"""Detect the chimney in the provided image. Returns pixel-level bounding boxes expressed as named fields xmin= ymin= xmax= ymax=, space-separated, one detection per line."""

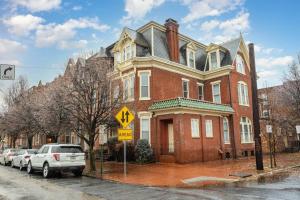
xmin=165 ymin=18 xmax=179 ymax=63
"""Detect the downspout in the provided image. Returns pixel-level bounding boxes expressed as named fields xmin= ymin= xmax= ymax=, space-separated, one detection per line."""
xmin=228 ymin=72 xmax=237 ymax=158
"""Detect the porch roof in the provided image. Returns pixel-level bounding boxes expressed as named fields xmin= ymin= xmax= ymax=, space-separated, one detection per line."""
xmin=148 ymin=97 xmax=234 ymax=113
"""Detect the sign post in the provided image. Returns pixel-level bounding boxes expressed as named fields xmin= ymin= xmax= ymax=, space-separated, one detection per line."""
xmin=99 ymin=131 xmax=107 ymax=179
xmin=266 ymin=125 xmax=273 ymax=168
xmin=115 ymin=106 xmax=134 ymax=176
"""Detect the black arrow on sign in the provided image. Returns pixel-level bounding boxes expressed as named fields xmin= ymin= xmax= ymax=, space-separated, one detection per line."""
xmin=121 ymin=111 xmax=125 ymax=123
xmin=125 ymin=111 xmax=129 ymax=123
xmin=4 ymin=67 xmax=12 ymax=75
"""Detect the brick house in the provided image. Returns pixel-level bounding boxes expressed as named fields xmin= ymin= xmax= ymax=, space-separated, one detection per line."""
xmin=258 ymin=84 xmax=300 ymax=153
xmin=102 ymin=19 xmax=255 ymax=163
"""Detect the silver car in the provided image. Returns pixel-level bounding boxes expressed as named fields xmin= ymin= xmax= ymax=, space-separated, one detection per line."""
xmin=0 ymin=149 xmax=16 ymax=166
xmin=11 ymin=149 xmax=37 ymax=170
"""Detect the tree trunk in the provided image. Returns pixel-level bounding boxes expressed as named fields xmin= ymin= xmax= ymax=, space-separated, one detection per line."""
xmin=89 ymin=144 xmax=96 ymax=172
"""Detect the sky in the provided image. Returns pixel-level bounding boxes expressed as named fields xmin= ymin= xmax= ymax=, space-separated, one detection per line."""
xmin=0 ymin=0 xmax=300 ymax=105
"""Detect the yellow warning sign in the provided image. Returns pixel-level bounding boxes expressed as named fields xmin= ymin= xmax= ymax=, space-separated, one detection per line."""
xmin=118 ymin=128 xmax=133 ymax=141
xmin=115 ymin=106 xmax=134 ymax=128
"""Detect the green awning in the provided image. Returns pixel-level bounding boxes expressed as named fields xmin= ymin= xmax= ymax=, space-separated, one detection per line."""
xmin=149 ymin=97 xmax=234 ymax=113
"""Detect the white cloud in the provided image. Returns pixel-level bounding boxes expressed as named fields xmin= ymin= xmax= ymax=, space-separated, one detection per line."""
xmin=200 ymin=20 xmax=220 ymax=32
xmin=3 ymin=14 xmax=44 ymax=36
xmin=72 ymin=5 xmax=82 ymax=11
xmin=0 ymin=39 xmax=26 ymax=65
xmin=35 ymin=18 xmax=110 ymax=48
xmin=256 ymin=56 xmax=294 ymax=69
xmin=59 ymin=40 xmax=88 ymax=49
xmin=10 ymin=0 xmax=61 ymax=12
xmin=181 ymin=0 xmax=244 ymax=23
xmin=121 ymin=0 xmax=165 ymax=25
xmin=257 ymin=70 xmax=278 ymax=79
xmin=199 ymin=11 xmax=250 ymax=43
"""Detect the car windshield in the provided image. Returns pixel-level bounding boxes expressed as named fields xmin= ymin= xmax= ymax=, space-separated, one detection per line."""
xmin=51 ymin=146 xmax=83 ymax=153
xmin=27 ymin=149 xmax=37 ymax=154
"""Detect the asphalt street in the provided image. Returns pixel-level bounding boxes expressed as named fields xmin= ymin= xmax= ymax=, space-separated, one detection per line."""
xmin=0 ymin=165 xmax=300 ymax=200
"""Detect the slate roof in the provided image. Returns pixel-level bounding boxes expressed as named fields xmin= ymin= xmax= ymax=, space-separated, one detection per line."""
xmin=220 ymin=37 xmax=241 ymax=66
xmin=149 ymin=97 xmax=234 ymax=113
xmin=123 ymin=27 xmax=149 ymax=48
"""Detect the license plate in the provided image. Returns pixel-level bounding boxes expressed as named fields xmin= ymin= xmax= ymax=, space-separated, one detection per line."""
xmin=70 ymin=156 xmax=76 ymax=160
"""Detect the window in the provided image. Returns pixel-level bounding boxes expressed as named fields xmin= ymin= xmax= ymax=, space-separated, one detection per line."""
xmin=197 ymin=83 xmax=204 ymax=100
xmin=240 ymin=117 xmax=253 ymax=143
xmin=238 ymin=82 xmax=249 ymax=106
xmin=123 ymin=78 xmax=129 ymax=100
xmin=65 ymin=133 xmax=71 ymax=144
xmin=140 ymin=118 xmax=150 ymax=142
xmin=182 ymin=79 xmax=189 ymax=98
xmin=188 ymin=51 xmax=195 ymax=68
xmin=113 ymin=85 xmax=120 ymax=101
xmin=191 ymin=119 xmax=200 ymax=138
xmin=114 ymin=52 xmax=121 ymax=65
xmin=210 ymin=51 xmax=218 ymax=69
xmin=236 ymin=54 xmax=245 ymax=74
xmin=212 ymin=82 xmax=221 ymax=103
xmin=126 ymin=45 xmax=131 ymax=60
xmin=139 ymin=71 xmax=150 ymax=100
xmin=42 ymin=146 xmax=49 ymax=154
xmin=205 ymin=120 xmax=213 ymax=137
xmin=123 ymin=74 xmax=135 ymax=101
xmin=223 ymin=117 xmax=230 ymax=144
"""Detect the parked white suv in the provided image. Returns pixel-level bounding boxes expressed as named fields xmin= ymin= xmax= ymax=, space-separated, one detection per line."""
xmin=27 ymin=144 xmax=85 ymax=178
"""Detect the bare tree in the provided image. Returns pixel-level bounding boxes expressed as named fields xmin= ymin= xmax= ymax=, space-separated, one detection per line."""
xmin=40 ymin=84 xmax=71 ymax=142
xmin=64 ymin=56 xmax=121 ymax=172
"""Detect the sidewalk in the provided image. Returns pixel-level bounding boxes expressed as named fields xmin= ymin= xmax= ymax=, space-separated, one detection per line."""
xmin=85 ymin=152 xmax=300 ymax=188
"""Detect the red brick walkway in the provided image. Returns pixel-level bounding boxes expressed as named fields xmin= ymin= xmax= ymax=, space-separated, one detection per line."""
xmin=86 ymin=153 xmax=300 ymax=188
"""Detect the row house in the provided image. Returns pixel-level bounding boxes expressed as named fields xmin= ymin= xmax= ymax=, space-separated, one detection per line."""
xmin=258 ymin=84 xmax=300 ymax=153
xmin=102 ymin=19 xmax=255 ymax=163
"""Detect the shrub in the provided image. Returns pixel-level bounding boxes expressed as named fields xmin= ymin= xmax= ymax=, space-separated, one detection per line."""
xmin=134 ymin=139 xmax=154 ymax=164
xmin=116 ymin=142 xmax=135 ymax=162
xmin=107 ymin=137 xmax=118 ymax=161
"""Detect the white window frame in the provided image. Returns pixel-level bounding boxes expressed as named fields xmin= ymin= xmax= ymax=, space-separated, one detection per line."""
xmin=182 ymin=78 xmax=189 ymax=98
xmin=205 ymin=119 xmax=213 ymax=138
xmin=209 ymin=50 xmax=220 ymax=70
xmin=240 ymin=117 xmax=253 ymax=143
xmin=191 ymin=118 xmax=200 ymax=138
xmin=187 ymin=49 xmax=196 ymax=68
xmin=236 ymin=54 xmax=245 ymax=74
xmin=238 ymin=81 xmax=249 ymax=106
xmin=138 ymin=70 xmax=151 ymax=100
xmin=197 ymin=83 xmax=204 ymax=100
xmin=122 ymin=73 xmax=135 ymax=102
xmin=223 ymin=117 xmax=230 ymax=144
xmin=211 ymin=81 xmax=221 ymax=103
xmin=138 ymin=112 xmax=152 ymax=144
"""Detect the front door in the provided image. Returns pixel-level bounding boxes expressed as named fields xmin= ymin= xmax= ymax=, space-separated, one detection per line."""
xmin=168 ymin=123 xmax=174 ymax=153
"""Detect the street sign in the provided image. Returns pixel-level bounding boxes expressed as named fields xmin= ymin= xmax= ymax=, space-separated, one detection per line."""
xmin=0 ymin=64 xmax=15 ymax=80
xmin=115 ymin=106 xmax=134 ymax=128
xmin=118 ymin=128 xmax=133 ymax=141
xmin=266 ymin=125 xmax=272 ymax=133
xmin=296 ymin=125 xmax=300 ymax=134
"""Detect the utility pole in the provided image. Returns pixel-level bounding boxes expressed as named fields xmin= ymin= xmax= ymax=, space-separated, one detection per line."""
xmin=249 ymin=43 xmax=264 ymax=171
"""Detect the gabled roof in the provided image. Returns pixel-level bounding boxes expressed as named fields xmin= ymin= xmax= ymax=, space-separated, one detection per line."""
xmin=149 ymin=97 xmax=234 ymax=113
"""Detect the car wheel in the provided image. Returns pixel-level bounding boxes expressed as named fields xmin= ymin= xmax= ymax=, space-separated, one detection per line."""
xmin=19 ymin=161 xmax=23 ymax=171
xmin=11 ymin=160 xmax=14 ymax=168
xmin=27 ymin=161 xmax=34 ymax=174
xmin=42 ymin=163 xmax=52 ymax=178
xmin=4 ymin=159 xmax=7 ymax=166
xmin=73 ymin=170 xmax=83 ymax=177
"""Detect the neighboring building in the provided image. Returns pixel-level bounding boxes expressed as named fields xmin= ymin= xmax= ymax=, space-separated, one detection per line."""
xmin=106 ymin=18 xmax=255 ymax=163
xmin=258 ymin=84 xmax=300 ymax=153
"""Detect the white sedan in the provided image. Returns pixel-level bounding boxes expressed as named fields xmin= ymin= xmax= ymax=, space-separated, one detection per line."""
xmin=0 ymin=149 xmax=16 ymax=166
xmin=11 ymin=149 xmax=37 ymax=170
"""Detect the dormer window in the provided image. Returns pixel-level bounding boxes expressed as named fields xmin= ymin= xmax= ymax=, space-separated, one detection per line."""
xmin=187 ymin=50 xmax=195 ymax=68
xmin=210 ymin=51 xmax=218 ymax=69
